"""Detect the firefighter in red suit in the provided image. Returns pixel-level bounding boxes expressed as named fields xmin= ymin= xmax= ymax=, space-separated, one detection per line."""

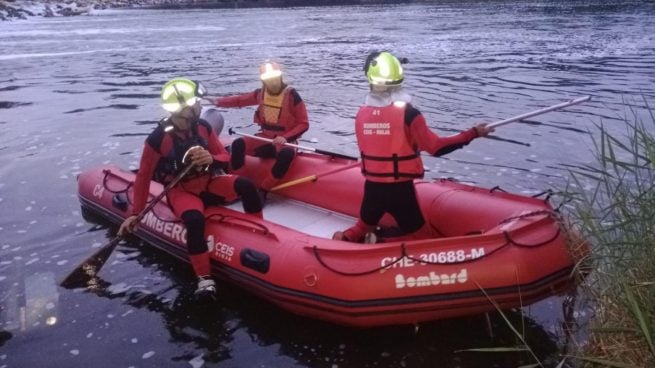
xmin=333 ymin=52 xmax=494 ymax=243
xmin=119 ymin=78 xmax=263 ymax=299
xmin=211 ymin=61 xmax=309 ymax=197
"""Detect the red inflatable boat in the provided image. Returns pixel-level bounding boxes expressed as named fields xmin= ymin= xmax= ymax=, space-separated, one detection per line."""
xmin=77 ymin=152 xmax=589 ymax=328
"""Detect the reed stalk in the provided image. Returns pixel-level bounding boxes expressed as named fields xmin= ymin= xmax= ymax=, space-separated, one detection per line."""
xmin=562 ymin=96 xmax=655 ymax=368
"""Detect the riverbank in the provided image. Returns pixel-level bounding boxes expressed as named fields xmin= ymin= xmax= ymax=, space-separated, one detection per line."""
xmin=564 ymin=98 xmax=655 ymax=367
xmin=0 ymin=0 xmax=116 ymax=20
xmin=0 ymin=0 xmax=407 ymax=20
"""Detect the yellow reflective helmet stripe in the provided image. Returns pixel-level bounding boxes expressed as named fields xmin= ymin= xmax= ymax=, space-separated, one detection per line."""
xmin=161 ymin=78 xmax=198 ymax=113
xmin=366 ymin=52 xmax=404 ymax=86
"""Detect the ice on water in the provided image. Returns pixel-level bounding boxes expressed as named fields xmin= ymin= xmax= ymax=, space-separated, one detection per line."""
xmin=189 ymin=354 xmax=205 ymax=368
xmin=142 ymin=351 xmax=155 ymax=359
xmin=107 ymin=282 xmax=131 ymax=294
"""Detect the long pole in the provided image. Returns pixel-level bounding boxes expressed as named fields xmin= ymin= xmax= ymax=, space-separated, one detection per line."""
xmin=228 ymin=128 xmax=359 ymax=161
xmin=488 ymin=96 xmax=591 ymax=129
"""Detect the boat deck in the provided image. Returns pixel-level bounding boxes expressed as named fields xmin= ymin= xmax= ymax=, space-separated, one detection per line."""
xmin=224 ymin=194 xmax=357 ymax=239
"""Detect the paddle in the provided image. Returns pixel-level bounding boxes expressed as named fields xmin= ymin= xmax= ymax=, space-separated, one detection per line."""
xmin=228 ymin=128 xmax=359 ymax=161
xmin=60 ymin=163 xmax=196 ymax=289
xmin=270 ymin=161 xmax=362 ymax=191
xmin=487 ymin=96 xmax=591 ymax=129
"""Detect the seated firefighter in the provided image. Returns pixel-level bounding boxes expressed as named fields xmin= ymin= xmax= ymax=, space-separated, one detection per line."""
xmin=210 ymin=61 xmax=309 ymax=198
xmin=119 ymin=78 xmax=263 ymax=299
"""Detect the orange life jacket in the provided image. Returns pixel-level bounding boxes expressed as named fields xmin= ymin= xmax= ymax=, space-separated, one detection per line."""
xmin=356 ymin=103 xmax=424 ymax=183
xmin=255 ymin=87 xmax=296 ymax=137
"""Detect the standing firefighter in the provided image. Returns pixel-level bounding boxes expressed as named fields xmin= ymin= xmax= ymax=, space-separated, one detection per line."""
xmin=333 ymin=52 xmax=494 ymax=243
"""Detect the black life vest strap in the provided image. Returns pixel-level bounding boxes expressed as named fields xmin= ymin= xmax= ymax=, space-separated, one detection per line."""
xmin=260 ymin=123 xmax=286 ymax=132
xmin=362 ymin=172 xmax=423 ymax=179
xmin=360 ymin=151 xmax=421 ymax=179
xmin=156 ymin=120 xmax=208 ymax=184
xmin=360 ymin=152 xmax=419 ymax=161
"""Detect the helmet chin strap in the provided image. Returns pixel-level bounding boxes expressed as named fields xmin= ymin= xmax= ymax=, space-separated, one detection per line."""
xmin=168 ymin=104 xmax=201 ymax=131
xmin=190 ymin=102 xmax=202 ymax=119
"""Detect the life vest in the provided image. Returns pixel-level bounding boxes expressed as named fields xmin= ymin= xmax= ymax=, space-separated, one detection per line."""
xmin=154 ymin=119 xmax=209 ymax=184
xmin=255 ymin=87 xmax=294 ymax=137
xmin=356 ymin=102 xmax=424 ymax=183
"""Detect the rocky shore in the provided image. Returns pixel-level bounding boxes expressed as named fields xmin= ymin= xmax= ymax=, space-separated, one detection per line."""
xmin=0 ymin=0 xmax=406 ymax=20
xmin=0 ymin=0 xmax=124 ymax=20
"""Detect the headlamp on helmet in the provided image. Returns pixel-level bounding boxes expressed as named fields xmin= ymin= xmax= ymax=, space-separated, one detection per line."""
xmin=259 ymin=61 xmax=283 ymax=81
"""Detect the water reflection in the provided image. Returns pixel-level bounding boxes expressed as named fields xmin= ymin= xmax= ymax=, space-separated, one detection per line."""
xmin=0 ymin=272 xmax=59 ymax=334
xmin=91 ymin=275 xmax=233 ymax=364
xmin=222 ymin=292 xmax=562 ymax=367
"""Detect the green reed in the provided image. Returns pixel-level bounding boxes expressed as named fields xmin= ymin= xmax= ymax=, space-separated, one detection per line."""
xmin=562 ymin=97 xmax=655 ymax=368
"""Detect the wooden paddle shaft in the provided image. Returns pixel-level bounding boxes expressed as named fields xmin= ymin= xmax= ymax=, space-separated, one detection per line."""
xmin=271 ymin=161 xmax=362 ymax=191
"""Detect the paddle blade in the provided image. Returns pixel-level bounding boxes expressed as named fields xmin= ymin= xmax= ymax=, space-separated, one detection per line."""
xmin=59 ymin=237 xmax=122 ymax=289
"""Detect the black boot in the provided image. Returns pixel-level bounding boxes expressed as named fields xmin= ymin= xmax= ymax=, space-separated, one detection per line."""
xmin=194 ymin=276 xmax=217 ymax=302
xmin=258 ymin=189 xmax=269 ymax=208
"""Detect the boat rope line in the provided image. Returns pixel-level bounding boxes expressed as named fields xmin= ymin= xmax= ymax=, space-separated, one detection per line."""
xmin=102 ymin=169 xmax=133 ymax=194
xmin=489 ymin=185 xmax=508 ymax=193
xmin=101 ymin=169 xmax=564 ymax=274
xmin=312 ymin=245 xmax=407 ymax=276
xmin=497 ymin=209 xmax=560 ymax=225
xmin=217 ymin=260 xmax=575 ymax=313
xmin=101 ymin=169 xmax=183 ymax=223
xmin=490 ymin=186 xmax=555 ymax=203
xmin=530 ymin=189 xmax=554 ymax=202
xmin=101 ymin=170 xmax=274 ymax=228
xmin=80 ymin=195 xmax=577 ymax=317
xmin=312 ymin=210 xmax=562 ymax=277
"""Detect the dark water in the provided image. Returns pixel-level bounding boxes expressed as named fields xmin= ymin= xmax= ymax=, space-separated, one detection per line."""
xmin=1 ymin=1 xmax=654 ymax=367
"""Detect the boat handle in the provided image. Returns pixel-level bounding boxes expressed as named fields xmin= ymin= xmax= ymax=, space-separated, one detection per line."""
xmin=206 ymin=214 xmax=277 ymax=239
xmin=102 ymin=169 xmax=133 ymax=194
